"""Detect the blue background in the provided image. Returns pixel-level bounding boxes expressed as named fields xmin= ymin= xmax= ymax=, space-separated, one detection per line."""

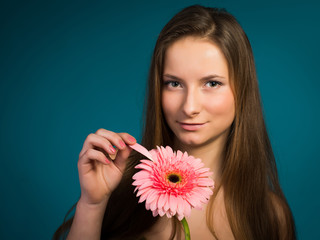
xmin=1 ymin=0 xmax=319 ymax=239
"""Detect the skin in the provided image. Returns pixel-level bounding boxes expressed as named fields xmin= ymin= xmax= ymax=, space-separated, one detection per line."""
xmin=146 ymin=36 xmax=236 ymax=239
xmin=162 ymin=36 xmax=235 ymax=179
xmin=67 ymin=36 xmax=235 ymax=239
xmin=67 ymin=129 xmax=136 ymax=240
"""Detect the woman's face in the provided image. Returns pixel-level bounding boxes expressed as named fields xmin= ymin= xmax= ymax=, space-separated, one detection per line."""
xmin=162 ymin=36 xmax=235 ymax=147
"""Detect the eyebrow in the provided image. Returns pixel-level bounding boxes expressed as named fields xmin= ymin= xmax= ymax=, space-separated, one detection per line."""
xmin=163 ymin=74 xmax=225 ymax=81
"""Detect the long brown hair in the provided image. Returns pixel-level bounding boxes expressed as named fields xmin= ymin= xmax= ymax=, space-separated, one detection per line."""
xmin=53 ymin=5 xmax=296 ymax=240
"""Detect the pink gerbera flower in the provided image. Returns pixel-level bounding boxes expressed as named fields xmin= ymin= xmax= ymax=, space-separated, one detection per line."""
xmin=130 ymin=143 xmax=214 ymax=221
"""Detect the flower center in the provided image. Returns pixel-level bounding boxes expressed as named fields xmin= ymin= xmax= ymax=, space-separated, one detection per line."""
xmin=167 ymin=173 xmax=181 ymax=183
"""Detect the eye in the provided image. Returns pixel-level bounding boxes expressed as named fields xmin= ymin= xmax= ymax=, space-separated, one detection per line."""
xmin=205 ymin=81 xmax=221 ymax=88
xmin=163 ymin=81 xmax=181 ymax=88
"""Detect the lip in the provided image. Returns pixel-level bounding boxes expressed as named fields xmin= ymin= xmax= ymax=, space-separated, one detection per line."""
xmin=178 ymin=122 xmax=207 ymax=131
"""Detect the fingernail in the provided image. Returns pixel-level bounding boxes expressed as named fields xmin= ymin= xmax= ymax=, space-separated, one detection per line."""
xmin=128 ymin=136 xmax=136 ymax=143
xmin=109 ymin=146 xmax=116 ymax=153
xmin=105 ymin=158 xmax=110 ymax=164
xmin=120 ymin=140 xmax=126 ymax=148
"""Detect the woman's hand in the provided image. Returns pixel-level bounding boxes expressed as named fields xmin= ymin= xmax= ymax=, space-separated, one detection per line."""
xmin=77 ymin=128 xmax=136 ymax=206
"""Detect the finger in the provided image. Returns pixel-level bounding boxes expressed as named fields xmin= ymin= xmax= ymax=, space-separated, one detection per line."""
xmin=96 ymin=131 xmax=136 ymax=172
xmin=78 ymin=148 xmax=110 ymax=168
xmin=95 ymin=129 xmax=128 ymax=151
xmin=79 ymin=133 xmax=117 ymax=159
xmin=118 ymin=132 xmax=137 ymax=145
xmin=113 ymin=145 xmax=132 ymax=173
xmin=93 ymin=146 xmax=116 ymax=161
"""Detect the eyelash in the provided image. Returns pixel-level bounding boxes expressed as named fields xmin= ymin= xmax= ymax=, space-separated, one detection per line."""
xmin=163 ymin=80 xmax=222 ymax=88
xmin=205 ymin=81 xmax=222 ymax=88
xmin=163 ymin=81 xmax=181 ymax=88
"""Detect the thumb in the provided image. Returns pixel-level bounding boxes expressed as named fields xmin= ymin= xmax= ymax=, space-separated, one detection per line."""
xmin=113 ymin=146 xmax=132 ymax=173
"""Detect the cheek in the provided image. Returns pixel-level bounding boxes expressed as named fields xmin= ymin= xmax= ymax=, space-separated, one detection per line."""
xmin=162 ymin=92 xmax=178 ymax=120
xmin=207 ymin=91 xmax=235 ymax=119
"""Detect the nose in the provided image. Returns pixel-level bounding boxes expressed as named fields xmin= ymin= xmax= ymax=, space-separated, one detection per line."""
xmin=182 ymin=88 xmax=201 ymax=117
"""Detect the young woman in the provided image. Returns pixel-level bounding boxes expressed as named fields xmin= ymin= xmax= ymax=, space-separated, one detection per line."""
xmin=53 ymin=5 xmax=296 ymax=240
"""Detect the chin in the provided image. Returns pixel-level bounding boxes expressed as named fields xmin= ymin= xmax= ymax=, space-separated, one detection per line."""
xmin=176 ymin=134 xmax=205 ymax=147
xmin=174 ymin=130 xmax=228 ymax=149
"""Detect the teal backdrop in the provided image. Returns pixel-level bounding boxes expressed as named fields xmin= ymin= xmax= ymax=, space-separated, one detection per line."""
xmin=1 ymin=0 xmax=319 ymax=239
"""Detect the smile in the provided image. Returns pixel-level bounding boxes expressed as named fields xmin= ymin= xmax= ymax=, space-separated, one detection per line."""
xmin=178 ymin=122 xmax=207 ymax=131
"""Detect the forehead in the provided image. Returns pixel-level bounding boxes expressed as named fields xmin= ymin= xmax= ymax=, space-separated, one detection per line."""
xmin=163 ymin=37 xmax=229 ymax=79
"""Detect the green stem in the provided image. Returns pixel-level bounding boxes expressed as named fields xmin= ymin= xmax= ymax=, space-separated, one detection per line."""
xmin=181 ymin=217 xmax=191 ymax=240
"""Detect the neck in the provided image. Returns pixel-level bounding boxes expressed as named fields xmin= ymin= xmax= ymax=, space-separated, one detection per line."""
xmin=173 ymin=135 xmax=227 ymax=184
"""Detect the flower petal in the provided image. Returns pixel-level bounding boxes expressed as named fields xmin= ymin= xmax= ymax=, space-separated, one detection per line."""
xmin=136 ymin=181 xmax=153 ymax=191
xmin=146 ymin=190 xmax=159 ymax=205
xmin=177 ymin=213 xmax=184 ymax=221
xmin=197 ymin=178 xmax=215 ymax=186
xmin=150 ymin=196 xmax=158 ymax=211
xmin=152 ymin=210 xmax=159 ymax=217
xmin=135 ymin=163 xmax=153 ymax=172
xmin=176 ymin=150 xmax=183 ymax=161
xmin=132 ymin=170 xmax=151 ymax=180
xmin=184 ymin=203 xmax=192 ymax=217
xmin=176 ymin=196 xmax=185 ymax=217
xmin=169 ymin=194 xmax=178 ymax=215
xmin=157 ymin=193 xmax=167 ymax=210
xmin=164 ymin=193 xmax=170 ymax=211
xmin=132 ymin=144 xmax=215 ymax=221
xmin=158 ymin=208 xmax=165 ymax=217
